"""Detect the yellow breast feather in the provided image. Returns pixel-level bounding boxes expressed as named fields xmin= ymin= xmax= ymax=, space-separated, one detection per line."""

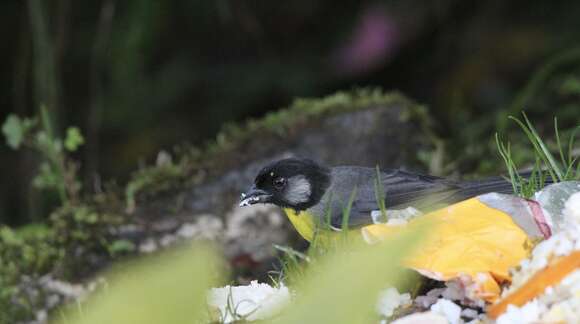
xmin=283 ymin=208 xmax=318 ymax=242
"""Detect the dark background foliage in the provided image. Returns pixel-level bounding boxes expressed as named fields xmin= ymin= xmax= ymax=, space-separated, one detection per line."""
xmin=1 ymin=0 xmax=580 ymax=225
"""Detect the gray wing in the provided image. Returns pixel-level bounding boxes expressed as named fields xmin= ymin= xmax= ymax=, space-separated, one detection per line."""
xmin=312 ymin=166 xmax=461 ymax=228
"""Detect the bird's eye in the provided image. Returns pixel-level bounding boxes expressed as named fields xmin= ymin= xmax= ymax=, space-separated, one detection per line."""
xmin=273 ymin=177 xmax=286 ymax=190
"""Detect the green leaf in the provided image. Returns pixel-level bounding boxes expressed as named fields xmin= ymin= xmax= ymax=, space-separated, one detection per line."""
xmin=65 ymin=127 xmax=85 ymax=151
xmin=2 ymin=115 xmax=23 ymax=149
xmin=73 ymin=208 xmax=99 ymax=224
xmin=271 ymin=224 xmax=425 ymax=324
xmin=32 ymin=162 xmax=60 ymax=189
xmin=108 ymin=240 xmax=136 ymax=255
xmin=35 ymin=131 xmax=59 ymax=156
xmin=560 ymin=76 xmax=580 ymax=95
xmin=2 ymin=115 xmax=36 ymax=149
xmin=15 ymin=223 xmax=52 ymax=240
xmin=55 ymin=245 xmax=222 ymax=324
xmin=0 ymin=227 xmax=23 ymax=245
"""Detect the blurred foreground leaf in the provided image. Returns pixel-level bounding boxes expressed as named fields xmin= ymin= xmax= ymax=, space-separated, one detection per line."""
xmin=57 ymin=245 xmax=223 ymax=324
xmin=270 ymin=225 xmax=425 ymax=324
xmin=55 ymin=220 xmax=424 ymax=324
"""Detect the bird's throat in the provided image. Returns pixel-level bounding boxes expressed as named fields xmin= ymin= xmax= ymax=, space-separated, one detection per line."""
xmin=283 ymin=208 xmax=317 ymax=242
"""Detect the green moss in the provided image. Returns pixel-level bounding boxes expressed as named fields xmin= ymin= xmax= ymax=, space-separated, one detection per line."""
xmin=126 ymin=88 xmax=430 ymax=208
xmin=0 ymin=225 xmax=63 ymax=322
xmin=208 ymin=88 xmax=427 ymax=153
xmin=0 ymin=203 xmax=128 ymax=322
xmin=50 ymin=204 xmax=127 ymax=275
xmin=126 ymin=163 xmax=187 ymax=213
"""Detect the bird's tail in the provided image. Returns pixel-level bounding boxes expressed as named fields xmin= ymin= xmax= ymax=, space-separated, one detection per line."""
xmin=453 ymin=172 xmax=554 ymax=201
xmin=456 ymin=176 xmax=515 ymax=197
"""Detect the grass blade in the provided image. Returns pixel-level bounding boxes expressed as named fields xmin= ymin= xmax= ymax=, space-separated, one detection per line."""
xmin=374 ymin=165 xmax=388 ymax=222
xmin=341 ymin=186 xmax=357 ymax=240
xmin=509 ymin=115 xmax=559 ymax=182
xmin=521 ymin=112 xmax=564 ymax=180
xmin=567 ymin=126 xmax=579 ymax=166
xmin=554 ymin=117 xmax=567 ymax=168
xmin=495 ymin=133 xmax=520 ymax=195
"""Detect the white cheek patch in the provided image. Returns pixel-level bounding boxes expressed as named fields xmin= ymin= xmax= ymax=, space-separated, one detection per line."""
xmin=285 ymin=175 xmax=312 ymax=205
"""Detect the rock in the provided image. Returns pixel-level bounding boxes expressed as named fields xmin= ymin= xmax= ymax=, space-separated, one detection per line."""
xmin=535 ymin=181 xmax=580 ymax=232
xmin=121 ymin=91 xmax=435 ymax=272
xmin=391 ymin=312 xmax=449 ymax=324
xmin=430 ymin=299 xmax=461 ymax=324
xmin=131 ymin=90 xmax=435 ymax=220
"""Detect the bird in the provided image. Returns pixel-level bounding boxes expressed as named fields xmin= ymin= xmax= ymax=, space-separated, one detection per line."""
xmin=239 ymin=157 xmax=519 ymax=242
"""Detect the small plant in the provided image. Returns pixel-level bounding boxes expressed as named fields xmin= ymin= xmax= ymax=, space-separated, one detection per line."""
xmin=2 ymin=106 xmax=85 ymax=205
xmin=270 ymin=244 xmax=311 ymax=287
xmin=496 ymin=112 xmax=579 ymax=197
xmin=0 ymin=108 xmax=132 ymax=323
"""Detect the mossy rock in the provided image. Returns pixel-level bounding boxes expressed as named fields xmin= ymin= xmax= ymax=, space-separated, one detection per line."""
xmin=128 ymin=88 xmax=439 ymax=219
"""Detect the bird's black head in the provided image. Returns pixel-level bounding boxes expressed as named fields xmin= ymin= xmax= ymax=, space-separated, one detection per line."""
xmin=240 ymin=158 xmax=331 ymax=211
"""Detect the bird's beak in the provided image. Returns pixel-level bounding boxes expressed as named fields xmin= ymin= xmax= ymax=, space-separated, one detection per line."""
xmin=239 ymin=186 xmax=272 ymax=207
